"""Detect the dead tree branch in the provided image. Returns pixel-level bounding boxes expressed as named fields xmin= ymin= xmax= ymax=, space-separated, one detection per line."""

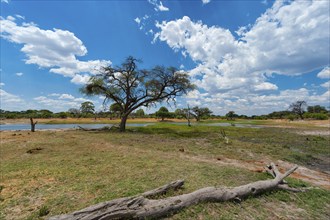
xmin=49 ymin=163 xmax=303 ymax=220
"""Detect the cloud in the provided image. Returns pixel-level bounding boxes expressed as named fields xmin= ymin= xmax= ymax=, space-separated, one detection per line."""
xmin=58 ymin=94 xmax=75 ymax=100
xmin=261 ymin=0 xmax=268 ymax=5
xmin=0 ymin=16 xmax=111 ymax=84
xmin=48 ymin=93 xmax=60 ymax=97
xmin=317 ymin=67 xmax=330 ymax=79
xmin=321 ymin=81 xmax=330 ymax=89
xmin=154 ymin=0 xmax=329 ymax=114
xmin=1 ymin=0 xmax=9 ymax=4
xmin=34 ymin=94 xmax=92 ymax=111
xmin=0 ymin=82 xmax=5 ymax=86
xmin=15 ymin=14 xmax=25 ymax=20
xmin=183 ymin=87 xmax=329 ymax=116
xmin=134 ymin=14 xmax=150 ymax=31
xmin=254 ymin=82 xmax=278 ymax=91
xmin=134 ymin=17 xmax=141 ymax=25
xmin=70 ymin=74 xmax=91 ymax=85
xmin=148 ymin=0 xmax=169 ymax=12
xmin=0 ymin=89 xmax=26 ymax=110
xmin=16 ymin=72 xmax=23 ymax=76
xmin=202 ymin=0 xmax=211 ymax=5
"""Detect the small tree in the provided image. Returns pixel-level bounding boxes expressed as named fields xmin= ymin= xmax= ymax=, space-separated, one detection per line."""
xmin=155 ymin=107 xmax=171 ymax=121
xmin=68 ymin=108 xmax=81 ymax=118
xmin=110 ymin=103 xmax=122 ymax=119
xmin=80 ymin=101 xmax=95 ymax=117
xmin=81 ymin=56 xmax=195 ymax=132
xmin=289 ymin=101 xmax=307 ymax=120
xmin=135 ymin=109 xmax=145 ymax=118
xmin=226 ymin=111 xmax=236 ymax=120
xmin=191 ymin=106 xmax=212 ymax=121
xmin=175 ymin=107 xmax=193 ymax=126
xmin=307 ymin=105 xmax=327 ymax=114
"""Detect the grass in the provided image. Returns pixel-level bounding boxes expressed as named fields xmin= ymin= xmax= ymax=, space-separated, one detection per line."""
xmin=0 ymin=122 xmax=329 ymax=219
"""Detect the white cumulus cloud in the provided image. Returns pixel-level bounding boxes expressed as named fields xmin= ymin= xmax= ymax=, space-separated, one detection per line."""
xmin=0 ymin=16 xmax=111 ymax=84
xmin=34 ymin=94 xmax=92 ymax=111
xmin=0 ymin=89 xmax=27 ymax=110
xmin=16 ymin=72 xmax=23 ymax=76
xmin=154 ymin=0 xmax=329 ymax=114
xmin=317 ymin=67 xmax=330 ymax=79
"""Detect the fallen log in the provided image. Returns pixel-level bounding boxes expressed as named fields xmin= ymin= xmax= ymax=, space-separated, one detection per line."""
xmin=77 ymin=125 xmax=118 ymax=131
xmin=49 ymin=163 xmax=304 ymax=220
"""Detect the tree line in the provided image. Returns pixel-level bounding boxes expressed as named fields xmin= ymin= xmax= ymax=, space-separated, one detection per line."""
xmin=1 ymin=101 xmax=328 ymax=121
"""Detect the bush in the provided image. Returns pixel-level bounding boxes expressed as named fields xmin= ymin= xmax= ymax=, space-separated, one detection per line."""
xmin=286 ymin=114 xmax=297 ymax=121
xmin=304 ymin=113 xmax=328 ymax=120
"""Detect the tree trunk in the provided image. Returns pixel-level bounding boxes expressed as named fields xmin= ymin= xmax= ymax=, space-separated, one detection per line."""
xmin=49 ymin=163 xmax=304 ymax=220
xmin=119 ymin=115 xmax=128 ymax=132
xmin=30 ymin=118 xmax=37 ymax=132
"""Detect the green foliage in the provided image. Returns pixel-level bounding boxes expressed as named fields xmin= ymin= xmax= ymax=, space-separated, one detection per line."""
xmin=155 ymin=107 xmax=172 ymax=121
xmin=38 ymin=205 xmax=50 ymax=217
xmin=135 ymin=109 xmax=145 ymax=117
xmin=226 ymin=111 xmax=237 ymax=120
xmin=68 ymin=108 xmax=81 ymax=118
xmin=286 ymin=114 xmax=297 ymax=121
xmin=80 ymin=101 xmax=95 ymax=115
xmin=307 ymin=105 xmax=328 ymax=114
xmin=303 ymin=112 xmax=328 ymax=120
xmin=191 ymin=106 xmax=212 ymax=121
xmin=80 ymin=56 xmax=195 ymax=131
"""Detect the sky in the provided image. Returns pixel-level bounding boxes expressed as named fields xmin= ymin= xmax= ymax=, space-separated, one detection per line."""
xmin=0 ymin=0 xmax=329 ymax=116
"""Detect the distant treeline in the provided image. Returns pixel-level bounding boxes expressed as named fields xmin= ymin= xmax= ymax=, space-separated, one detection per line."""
xmin=0 ymin=104 xmax=328 ymax=120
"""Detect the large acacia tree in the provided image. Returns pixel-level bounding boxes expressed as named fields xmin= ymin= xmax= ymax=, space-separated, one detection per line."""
xmin=81 ymin=56 xmax=195 ymax=131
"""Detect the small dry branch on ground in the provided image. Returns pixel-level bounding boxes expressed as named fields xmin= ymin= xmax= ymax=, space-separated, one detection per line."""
xmin=49 ymin=163 xmax=305 ymax=220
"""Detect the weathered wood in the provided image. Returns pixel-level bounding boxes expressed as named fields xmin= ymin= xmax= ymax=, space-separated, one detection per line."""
xmin=49 ymin=163 xmax=302 ymax=220
xmin=77 ymin=125 xmax=117 ymax=131
xmin=30 ymin=118 xmax=37 ymax=132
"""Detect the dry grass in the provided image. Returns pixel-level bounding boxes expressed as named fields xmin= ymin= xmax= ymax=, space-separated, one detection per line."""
xmin=0 ymin=123 xmax=329 ymax=219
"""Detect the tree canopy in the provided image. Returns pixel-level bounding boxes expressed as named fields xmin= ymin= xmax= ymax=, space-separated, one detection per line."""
xmin=191 ymin=106 xmax=212 ymax=121
xmin=81 ymin=56 xmax=195 ymax=131
xmin=80 ymin=101 xmax=95 ymax=115
xmin=155 ymin=106 xmax=172 ymax=121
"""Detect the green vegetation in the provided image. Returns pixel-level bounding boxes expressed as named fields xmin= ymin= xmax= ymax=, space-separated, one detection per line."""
xmin=81 ymin=56 xmax=195 ymax=131
xmin=1 ymin=123 xmax=329 ymax=219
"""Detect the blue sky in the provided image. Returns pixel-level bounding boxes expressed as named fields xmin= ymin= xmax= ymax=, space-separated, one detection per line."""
xmin=1 ymin=0 xmax=329 ymax=115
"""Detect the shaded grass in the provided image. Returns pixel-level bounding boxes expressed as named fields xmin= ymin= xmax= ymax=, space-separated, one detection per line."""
xmin=0 ymin=124 xmax=329 ymax=219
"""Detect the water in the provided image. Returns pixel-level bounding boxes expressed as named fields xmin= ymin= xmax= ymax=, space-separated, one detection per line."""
xmin=0 ymin=122 xmax=264 ymax=131
xmin=168 ymin=122 xmax=264 ymax=128
xmin=0 ymin=123 xmax=153 ymax=131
